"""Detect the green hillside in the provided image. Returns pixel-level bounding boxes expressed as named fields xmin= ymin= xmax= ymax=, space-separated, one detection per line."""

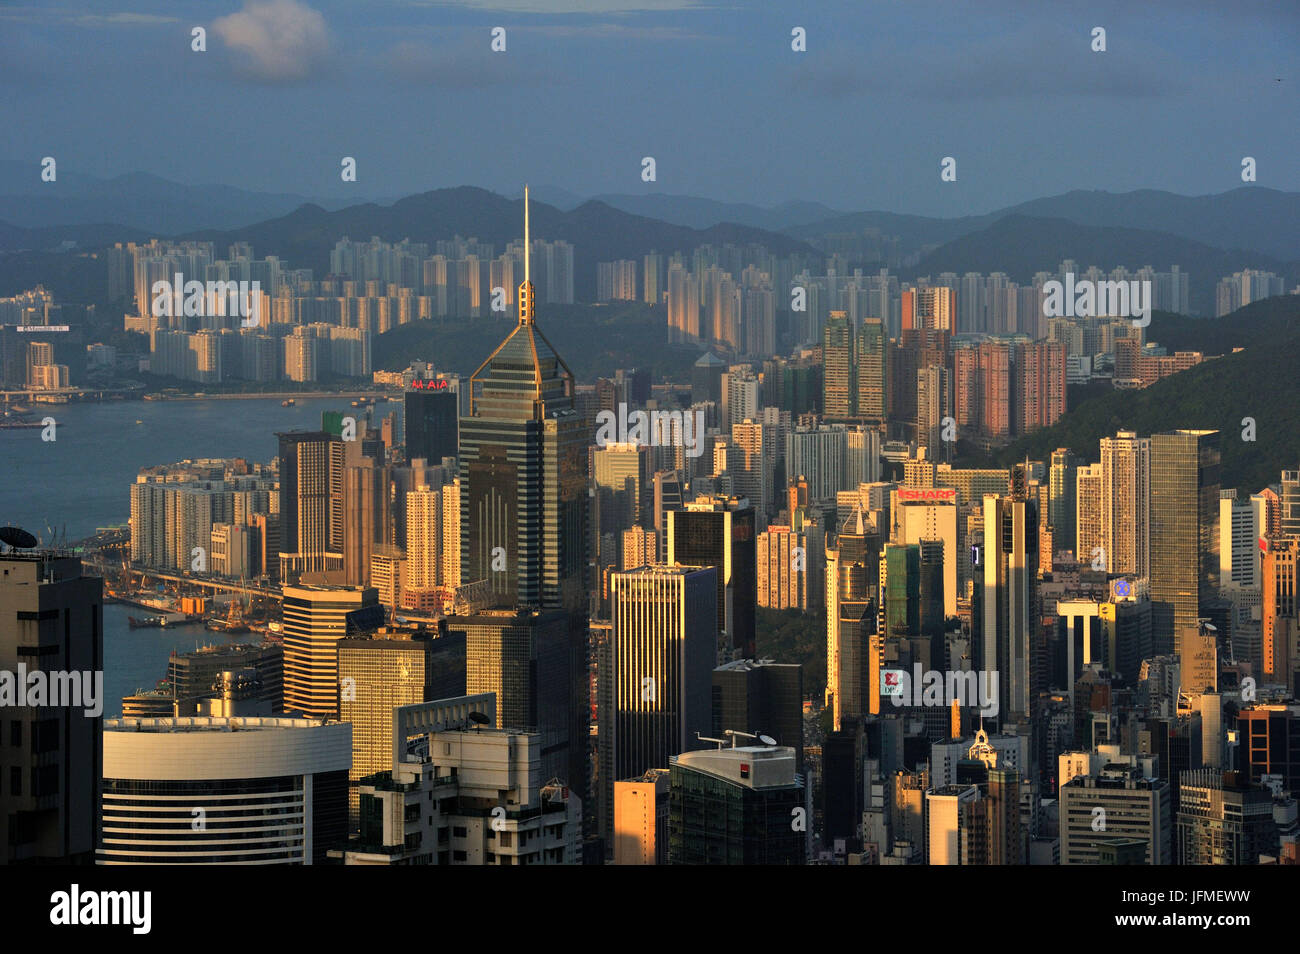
xmin=984 ymin=295 xmax=1300 ymax=492
xmin=371 ymin=301 xmax=703 ymax=384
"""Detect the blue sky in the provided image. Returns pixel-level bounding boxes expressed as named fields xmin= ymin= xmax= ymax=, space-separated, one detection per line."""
xmin=1 ymin=0 xmax=1297 ymax=215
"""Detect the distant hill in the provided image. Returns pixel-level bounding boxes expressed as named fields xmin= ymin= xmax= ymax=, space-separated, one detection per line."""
xmin=0 ymin=162 xmax=362 ymax=235
xmin=787 ymin=187 xmax=1300 ymax=262
xmin=982 ymin=295 xmax=1300 ymax=492
xmin=370 ymin=301 xmax=701 ymax=384
xmin=182 ymin=187 xmax=816 ymax=299
xmin=576 ymin=193 xmax=843 ymax=231
xmin=904 ymin=215 xmax=1300 ymax=315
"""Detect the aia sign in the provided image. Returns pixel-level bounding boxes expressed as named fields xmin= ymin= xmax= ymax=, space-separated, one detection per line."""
xmin=411 ymin=379 xmax=449 ymax=391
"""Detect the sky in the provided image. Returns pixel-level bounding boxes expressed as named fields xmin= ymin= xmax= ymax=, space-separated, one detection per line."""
xmin=1 ymin=0 xmax=1298 ymax=216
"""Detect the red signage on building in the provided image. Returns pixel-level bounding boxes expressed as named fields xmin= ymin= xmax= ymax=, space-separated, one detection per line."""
xmin=411 ymin=379 xmax=449 ymax=390
xmin=897 ymin=488 xmax=957 ymax=502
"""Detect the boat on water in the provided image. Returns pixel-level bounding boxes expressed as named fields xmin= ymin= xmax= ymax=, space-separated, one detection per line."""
xmin=282 ymin=398 xmax=295 ymax=407
xmin=205 ymin=617 xmax=252 ymax=634
xmin=128 ymin=615 xmax=169 ymax=629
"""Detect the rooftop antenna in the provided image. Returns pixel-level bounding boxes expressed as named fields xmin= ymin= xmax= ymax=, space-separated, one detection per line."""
xmin=518 ymin=185 xmax=534 ymax=327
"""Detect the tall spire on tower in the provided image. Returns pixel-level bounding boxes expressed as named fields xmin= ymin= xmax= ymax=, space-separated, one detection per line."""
xmin=519 ymin=184 xmax=535 ymax=326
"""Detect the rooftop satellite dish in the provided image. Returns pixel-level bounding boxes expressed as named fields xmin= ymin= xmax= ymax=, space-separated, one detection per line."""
xmin=0 ymin=526 xmax=38 ymax=550
xmin=759 ymin=734 xmax=777 ymax=746
xmin=468 ymin=711 xmax=491 ymax=725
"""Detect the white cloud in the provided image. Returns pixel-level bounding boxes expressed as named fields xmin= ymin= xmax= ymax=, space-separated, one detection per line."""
xmin=212 ymin=0 xmax=331 ymax=83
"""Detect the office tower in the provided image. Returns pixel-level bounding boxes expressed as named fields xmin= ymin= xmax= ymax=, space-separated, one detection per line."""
xmin=158 ymin=642 xmax=283 ymax=716
xmin=1179 ymin=618 xmax=1219 ymax=699
xmin=613 ymin=769 xmax=671 ymax=865
xmin=0 ymin=550 xmax=102 ymax=863
xmin=459 ymin=189 xmax=587 ymax=613
xmin=1049 ymin=449 xmax=1082 ymax=556
xmin=1176 ymin=769 xmax=1276 ymax=864
xmin=404 ymin=386 xmax=458 ymax=464
xmin=593 ymin=441 xmax=651 ymax=539
xmin=338 ymin=629 xmax=466 ymax=825
xmin=337 ymin=695 xmax=582 ymax=865
xmin=756 ymin=523 xmax=824 ymax=612
xmin=666 ymin=495 xmax=757 ymax=658
xmin=1149 ymin=430 xmax=1220 ymax=655
xmin=857 ymin=318 xmax=887 ymax=420
xmin=101 ymin=716 xmax=351 ymax=865
xmin=1236 ymin=705 xmax=1300 ymax=791
xmin=1221 ymin=490 xmax=1267 ymax=591
xmin=926 ymin=784 xmax=980 ymax=865
xmin=918 ymin=540 xmax=945 ymax=641
xmin=731 ymin=419 xmax=769 ymax=519
xmin=1261 ymin=537 xmax=1299 ymax=685
xmin=823 ymin=311 xmax=854 ymax=420
xmin=883 ymin=543 xmax=921 ymax=638
xmin=370 ymin=544 xmax=404 ymax=610
xmin=668 ymin=745 xmax=806 ymax=864
xmin=277 ymin=430 xmax=346 ymax=582
xmin=691 ymin=351 xmax=725 ymax=405
xmin=981 ymin=474 xmax=1039 ymax=723
xmin=448 ymin=607 xmax=582 ymax=793
xmin=901 ymin=287 xmax=954 ymax=332
xmin=603 ymin=565 xmax=717 ymax=849
xmin=826 ymin=507 xmax=879 ymax=727
xmin=282 ymin=585 xmax=384 ymax=719
xmin=343 ymin=456 xmax=389 ymax=588
xmin=1098 ymin=431 xmax=1150 ymax=577
xmin=891 ymin=487 xmax=958 ymax=616
xmin=711 ymin=659 xmax=804 ymax=770
xmin=1076 ymin=462 xmax=1104 ymax=562
xmin=1058 ymin=766 xmax=1172 ymax=864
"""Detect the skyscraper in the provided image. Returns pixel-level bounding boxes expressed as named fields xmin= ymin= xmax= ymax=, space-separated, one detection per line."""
xmin=823 ymin=311 xmax=854 ymax=420
xmin=668 ymin=745 xmax=807 ymax=865
xmin=1049 ymin=448 xmax=1082 ymax=557
xmin=1149 ymin=430 xmax=1220 ymax=655
xmin=0 ymin=549 xmax=102 ymax=863
xmin=981 ymin=470 xmax=1039 ymax=724
xmin=1099 ymin=431 xmax=1150 ymax=578
xmin=404 ymin=385 xmax=458 ymax=464
xmin=458 ymin=188 xmax=587 ymax=613
xmin=282 ymin=584 xmax=384 ymax=719
xmin=666 ymin=495 xmax=757 ymax=658
xmin=277 ymin=430 xmax=346 ymax=583
xmin=448 ymin=607 xmax=583 ymax=793
xmin=603 ymin=565 xmax=717 ymax=850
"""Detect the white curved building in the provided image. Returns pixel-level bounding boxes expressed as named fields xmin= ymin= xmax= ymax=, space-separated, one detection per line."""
xmin=100 ymin=716 xmax=351 ymax=865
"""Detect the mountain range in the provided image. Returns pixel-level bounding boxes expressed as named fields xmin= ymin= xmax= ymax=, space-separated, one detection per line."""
xmin=0 ymin=172 xmax=1296 ymax=314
